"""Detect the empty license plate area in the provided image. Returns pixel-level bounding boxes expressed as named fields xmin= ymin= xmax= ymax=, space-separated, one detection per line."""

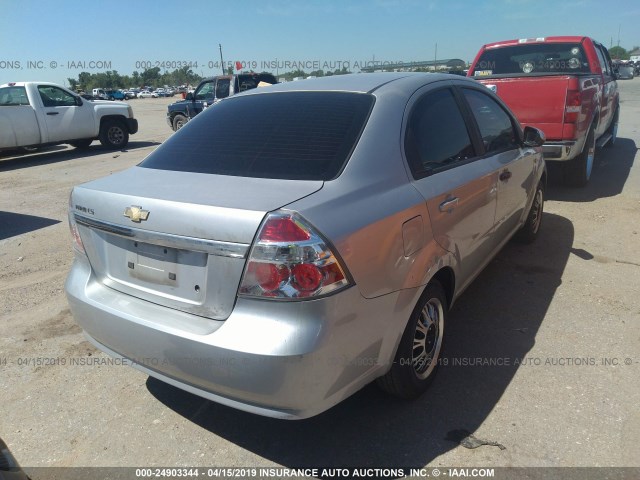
xmin=128 ymin=241 xmax=178 ymax=285
xmin=103 ymin=234 xmax=208 ymax=304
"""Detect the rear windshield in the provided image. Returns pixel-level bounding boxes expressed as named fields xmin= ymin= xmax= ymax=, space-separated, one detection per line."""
xmin=473 ymin=43 xmax=590 ymax=77
xmin=140 ymin=91 xmax=374 ymax=180
xmin=236 ymin=73 xmax=277 ymax=92
xmin=0 ymin=86 xmax=30 ymax=106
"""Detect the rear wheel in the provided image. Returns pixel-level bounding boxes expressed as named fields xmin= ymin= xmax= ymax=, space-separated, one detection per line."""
xmin=99 ymin=120 xmax=129 ymax=149
xmin=563 ymin=126 xmax=595 ymax=187
xmin=377 ymin=281 xmax=447 ymax=399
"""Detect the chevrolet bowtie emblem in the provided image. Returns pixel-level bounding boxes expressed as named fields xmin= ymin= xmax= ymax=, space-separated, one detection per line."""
xmin=123 ymin=206 xmax=150 ymax=223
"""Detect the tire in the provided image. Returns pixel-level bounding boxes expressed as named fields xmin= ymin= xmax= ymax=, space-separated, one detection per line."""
xmin=172 ymin=114 xmax=188 ymax=131
xmin=69 ymin=139 xmax=93 ymax=149
xmin=99 ymin=120 xmax=129 ymax=149
xmin=377 ymin=281 xmax=447 ymax=399
xmin=513 ymin=181 xmax=544 ymax=244
xmin=605 ymin=106 xmax=619 ymax=148
xmin=563 ymin=126 xmax=595 ymax=187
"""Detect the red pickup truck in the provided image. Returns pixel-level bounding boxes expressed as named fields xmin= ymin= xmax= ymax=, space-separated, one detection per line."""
xmin=468 ymin=36 xmax=619 ymax=187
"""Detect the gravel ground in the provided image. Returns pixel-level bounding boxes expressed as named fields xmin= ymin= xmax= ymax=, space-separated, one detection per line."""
xmin=0 ymin=84 xmax=639 ymax=476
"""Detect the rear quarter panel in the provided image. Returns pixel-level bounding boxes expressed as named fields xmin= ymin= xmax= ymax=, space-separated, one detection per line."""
xmin=0 ymin=106 xmax=41 ymax=147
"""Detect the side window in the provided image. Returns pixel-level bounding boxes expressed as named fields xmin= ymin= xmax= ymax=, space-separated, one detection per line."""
xmin=404 ymin=88 xmax=475 ymax=178
xmin=194 ymin=81 xmax=214 ymax=101
xmin=594 ymin=45 xmax=610 ymax=76
xmin=37 ymin=85 xmax=76 ymax=107
xmin=462 ymin=88 xmax=519 ymax=154
xmin=601 ymin=47 xmax=615 ymax=74
xmin=215 ymin=79 xmax=230 ymax=99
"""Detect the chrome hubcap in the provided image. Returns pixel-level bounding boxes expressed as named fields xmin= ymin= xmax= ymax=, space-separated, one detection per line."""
xmin=412 ymin=298 xmax=444 ymax=379
xmin=531 ymin=189 xmax=543 ymax=233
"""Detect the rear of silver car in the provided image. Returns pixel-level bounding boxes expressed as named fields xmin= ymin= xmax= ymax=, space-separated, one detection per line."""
xmin=66 ymin=74 xmax=545 ymax=419
xmin=65 ymin=88 xmax=420 ymax=419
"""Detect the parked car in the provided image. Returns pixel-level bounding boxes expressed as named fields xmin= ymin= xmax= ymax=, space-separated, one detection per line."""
xmin=66 ymin=73 xmax=546 ymax=419
xmin=166 ymin=72 xmax=277 ymax=131
xmin=0 ymin=81 xmax=138 ymax=151
xmin=468 ymin=36 xmax=619 ymax=187
xmin=617 ymin=64 xmax=635 ymax=79
xmin=138 ymin=90 xmax=158 ymax=98
xmin=92 ymin=88 xmax=108 ymax=100
xmin=104 ymin=89 xmax=126 ymax=101
xmin=124 ymin=90 xmax=137 ymax=99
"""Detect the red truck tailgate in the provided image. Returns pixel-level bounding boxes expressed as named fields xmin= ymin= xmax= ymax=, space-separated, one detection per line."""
xmin=476 ymin=76 xmax=570 ymax=140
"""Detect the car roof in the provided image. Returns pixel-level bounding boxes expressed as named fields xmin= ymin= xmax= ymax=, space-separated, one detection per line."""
xmin=1 ymin=81 xmax=63 ymax=88
xmin=236 ymin=72 xmax=474 ymax=96
xmin=482 ymin=36 xmax=590 ymax=50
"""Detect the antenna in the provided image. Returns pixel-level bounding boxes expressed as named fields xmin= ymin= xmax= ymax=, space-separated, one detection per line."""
xmin=219 ymin=44 xmax=225 ymax=75
xmin=617 ymin=24 xmax=621 ymax=48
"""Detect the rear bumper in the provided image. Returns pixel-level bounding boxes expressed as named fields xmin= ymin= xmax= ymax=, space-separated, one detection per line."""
xmin=65 ymin=255 xmax=418 ymax=419
xmin=542 ymin=136 xmax=585 ymax=162
xmin=126 ymin=118 xmax=138 ymax=134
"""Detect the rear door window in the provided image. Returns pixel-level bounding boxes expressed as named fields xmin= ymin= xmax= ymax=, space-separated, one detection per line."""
xmin=461 ymin=88 xmax=519 ymax=154
xmin=140 ymin=91 xmax=374 ymax=180
xmin=404 ymin=88 xmax=476 ymax=178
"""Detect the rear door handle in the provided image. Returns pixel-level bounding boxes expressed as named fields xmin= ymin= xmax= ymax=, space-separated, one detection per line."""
xmin=439 ymin=196 xmax=459 ymax=213
xmin=499 ymin=170 xmax=512 ymax=181
xmin=46 ymin=112 xmax=59 ymax=116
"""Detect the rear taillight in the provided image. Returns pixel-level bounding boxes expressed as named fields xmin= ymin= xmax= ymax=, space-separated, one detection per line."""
xmin=68 ymin=192 xmax=85 ymax=255
xmin=564 ymin=89 xmax=581 ymax=124
xmin=239 ymin=211 xmax=351 ymax=299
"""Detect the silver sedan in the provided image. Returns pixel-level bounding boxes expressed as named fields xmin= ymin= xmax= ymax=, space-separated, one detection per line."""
xmin=66 ymin=73 xmax=546 ymax=419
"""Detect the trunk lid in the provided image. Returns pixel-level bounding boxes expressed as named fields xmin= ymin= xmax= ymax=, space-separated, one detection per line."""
xmin=72 ymin=167 xmax=323 ymax=320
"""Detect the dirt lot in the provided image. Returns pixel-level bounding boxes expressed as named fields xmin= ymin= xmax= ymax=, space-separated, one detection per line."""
xmin=1 ymin=84 xmax=639 ymax=475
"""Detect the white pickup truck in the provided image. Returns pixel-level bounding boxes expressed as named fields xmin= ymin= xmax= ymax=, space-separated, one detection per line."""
xmin=0 ymin=81 xmax=138 ymax=151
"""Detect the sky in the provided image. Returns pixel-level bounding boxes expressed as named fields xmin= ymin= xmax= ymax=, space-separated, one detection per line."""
xmin=1 ymin=0 xmax=639 ymax=86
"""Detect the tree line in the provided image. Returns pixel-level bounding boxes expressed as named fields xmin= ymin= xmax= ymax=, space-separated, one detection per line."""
xmin=67 ymin=67 xmax=204 ymax=92
xmin=608 ymin=46 xmax=640 ymax=61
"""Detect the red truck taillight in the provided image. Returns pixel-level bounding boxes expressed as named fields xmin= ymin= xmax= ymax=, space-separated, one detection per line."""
xmin=564 ymin=89 xmax=581 ymax=124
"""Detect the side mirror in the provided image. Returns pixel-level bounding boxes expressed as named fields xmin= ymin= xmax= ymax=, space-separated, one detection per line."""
xmin=75 ymin=96 xmax=83 ymax=106
xmin=523 ymin=126 xmax=545 ymax=147
xmin=185 ymin=92 xmax=194 ymax=101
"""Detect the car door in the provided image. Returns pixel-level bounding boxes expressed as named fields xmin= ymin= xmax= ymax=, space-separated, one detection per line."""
xmin=404 ymin=85 xmax=500 ymax=290
xmin=36 ymin=85 xmax=95 ymax=142
xmin=459 ymin=85 xmax=538 ymax=239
